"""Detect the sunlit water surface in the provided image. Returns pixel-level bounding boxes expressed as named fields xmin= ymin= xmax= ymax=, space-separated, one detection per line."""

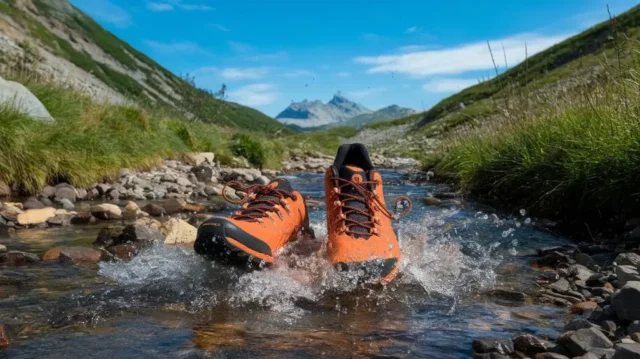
xmin=0 ymin=171 xmax=571 ymax=358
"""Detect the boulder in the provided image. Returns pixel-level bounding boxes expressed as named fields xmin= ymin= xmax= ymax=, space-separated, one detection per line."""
xmin=565 ymin=319 xmax=597 ymax=332
xmin=142 ymin=203 xmax=166 ymax=217
xmin=54 ymin=187 xmax=77 ymax=203
xmin=40 ymin=186 xmax=56 ymax=198
xmin=70 ymin=212 xmax=95 ymax=225
xmin=512 ymin=334 xmax=554 ymax=355
xmin=75 ymin=188 xmax=88 ymax=200
xmin=1 ymin=203 xmax=23 ymax=217
xmin=612 ymin=282 xmax=640 ymax=322
xmin=472 ymin=337 xmax=515 ymax=355
xmin=120 ymin=224 xmax=164 ymax=245
xmin=257 ymin=175 xmax=270 ymax=185
xmin=187 ymin=213 xmax=214 ymax=228
xmin=162 ymin=198 xmax=186 ymax=215
xmin=186 ymin=152 xmax=214 ymax=165
xmin=617 ymin=253 xmax=640 ymax=269
xmin=191 ymin=166 xmax=214 ymax=183
xmin=0 ymin=251 xmax=40 ymax=265
xmin=94 ymin=226 xmax=125 ymax=247
xmin=23 ymin=197 xmax=45 ymax=210
xmin=559 ymin=328 xmax=614 ymax=356
xmin=0 ymin=75 xmax=53 ymax=121
xmin=161 ymin=219 xmax=197 ymax=245
xmin=90 ymin=204 xmax=122 ymax=220
xmin=122 ymin=201 xmax=147 ymax=220
xmin=16 ymin=207 xmax=56 ymax=225
xmin=617 ymin=266 xmax=640 ymax=287
xmin=612 ymin=344 xmax=640 ymax=359
xmin=572 ymin=301 xmax=599 ymax=315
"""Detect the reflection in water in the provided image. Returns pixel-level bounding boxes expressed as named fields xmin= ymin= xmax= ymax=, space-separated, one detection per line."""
xmin=0 ymin=171 xmax=571 ymax=358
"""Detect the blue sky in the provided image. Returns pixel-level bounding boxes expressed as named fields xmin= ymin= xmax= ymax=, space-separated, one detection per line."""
xmin=70 ymin=0 xmax=637 ymax=117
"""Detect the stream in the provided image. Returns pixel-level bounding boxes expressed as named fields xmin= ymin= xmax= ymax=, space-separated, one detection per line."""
xmin=0 ymin=170 xmax=574 ymax=358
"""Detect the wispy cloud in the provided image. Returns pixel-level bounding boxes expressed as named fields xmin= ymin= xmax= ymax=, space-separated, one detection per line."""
xmin=336 ymin=72 xmax=350 ymax=77
xmin=422 ymin=78 xmax=479 ymax=93
xmin=144 ymin=40 xmax=211 ymax=55
xmin=146 ymin=0 xmax=214 ymax=12
xmin=220 ymin=67 xmax=270 ymax=80
xmin=354 ymin=32 xmax=571 ymax=77
xmin=209 ymin=23 xmax=231 ymax=32
xmin=405 ymin=26 xmax=419 ymax=34
xmin=284 ymin=69 xmax=315 ymax=78
xmin=228 ymin=83 xmax=278 ymax=106
xmin=147 ymin=2 xmax=173 ymax=11
xmin=346 ymin=87 xmax=386 ymax=99
xmin=73 ymin=0 xmax=131 ymax=27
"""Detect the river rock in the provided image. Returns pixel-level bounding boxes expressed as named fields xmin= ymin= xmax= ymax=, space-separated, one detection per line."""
xmin=423 ymin=197 xmax=441 ymax=206
xmin=16 ymin=207 xmax=56 ymax=225
xmin=186 ymin=152 xmax=214 ymax=166
xmin=142 ymin=203 xmax=166 ymax=217
xmin=0 ymin=75 xmax=53 ymax=121
xmin=90 ymin=204 xmax=122 ymax=220
xmin=191 ymin=166 xmax=214 ymax=183
xmin=575 ymin=264 xmax=596 ymax=282
xmin=513 ymin=334 xmax=553 ymax=355
xmin=565 ymin=319 xmax=597 ymax=331
xmin=161 ymin=198 xmax=187 ymax=215
xmin=43 ymin=247 xmax=103 ymax=264
xmin=1 ymin=203 xmax=22 ymax=217
xmin=187 ymin=213 xmax=214 ymax=228
xmin=472 ymin=337 xmax=514 ymax=355
xmin=572 ymin=301 xmax=599 ymax=315
xmin=106 ymin=189 xmax=120 ymax=200
xmin=0 ymin=245 xmax=5 ymax=253
xmin=204 ymin=185 xmax=221 ymax=197
xmin=107 ymin=244 xmax=140 ymax=261
xmin=122 ymin=201 xmax=145 ymax=220
xmin=120 ymin=224 xmax=164 ymax=245
xmin=559 ymin=328 xmax=613 ymax=356
xmin=535 ymin=354 xmax=570 ymax=359
xmin=576 ymin=253 xmax=598 ymax=270
xmin=617 ymin=266 xmax=640 ymax=287
xmin=47 ymin=214 xmax=70 ymax=226
xmin=617 ymin=253 xmax=640 ymax=269
xmin=612 ymin=344 xmax=640 ymax=359
xmin=58 ymin=198 xmax=74 ymax=211
xmin=0 ymin=251 xmax=40 ymax=265
xmin=629 ymin=321 xmax=640 ymax=335
xmin=161 ymin=219 xmax=197 ymax=245
xmin=176 ymin=177 xmax=193 ymax=187
xmin=54 ymin=187 xmax=77 ymax=203
xmin=23 ymin=197 xmax=45 ymax=210
xmin=70 ymin=212 xmax=95 ymax=225
xmin=631 ymin=333 xmax=640 ymax=343
xmin=135 ymin=217 xmax=161 ymax=231
xmin=612 ymin=282 xmax=640 ymax=322
xmin=549 ymin=277 xmax=573 ymax=293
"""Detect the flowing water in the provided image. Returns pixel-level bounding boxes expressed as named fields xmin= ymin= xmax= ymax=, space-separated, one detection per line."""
xmin=0 ymin=171 xmax=573 ymax=358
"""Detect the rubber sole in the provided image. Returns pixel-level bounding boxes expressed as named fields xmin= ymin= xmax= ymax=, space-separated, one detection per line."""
xmin=334 ymin=257 xmax=399 ymax=284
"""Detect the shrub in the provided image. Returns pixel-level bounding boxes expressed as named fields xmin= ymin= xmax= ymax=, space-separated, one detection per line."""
xmin=230 ymin=133 xmax=266 ymax=169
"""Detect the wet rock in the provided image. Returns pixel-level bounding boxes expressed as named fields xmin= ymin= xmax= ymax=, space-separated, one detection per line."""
xmin=90 ymin=204 xmax=122 ymax=220
xmin=565 ymin=319 xmax=597 ymax=332
xmin=43 ymin=247 xmax=103 ymax=264
xmin=188 ymin=213 xmax=214 ymax=228
xmin=142 ymin=203 xmax=167 ymax=217
xmin=94 ymin=226 xmax=125 ymax=247
xmin=587 ymin=273 xmax=609 ymax=287
xmin=106 ymin=189 xmax=120 ymax=200
xmin=122 ymin=201 xmax=147 ymax=220
xmin=538 ymin=245 xmax=578 ymax=257
xmin=0 ymin=324 xmax=8 ymax=349
xmin=535 ymin=354 xmax=570 ymax=359
xmin=616 ymin=253 xmax=640 ymax=269
xmin=612 ymin=282 xmax=640 ymax=322
xmin=559 ymin=328 xmax=614 ymax=356
xmin=55 ymin=187 xmax=77 ymax=203
xmin=75 ymin=188 xmax=88 ymax=200
xmin=472 ymin=337 xmax=514 ymax=355
xmin=549 ymin=278 xmax=573 ymax=293
xmin=59 ymin=198 xmax=75 ymax=211
xmin=473 ymin=353 xmax=510 ymax=359
xmin=107 ymin=243 xmax=140 ymax=261
xmin=176 ymin=177 xmax=193 ymax=187
xmin=23 ymin=197 xmax=45 ymax=210
xmin=602 ymin=320 xmax=618 ymax=333
xmin=16 ymin=207 xmax=56 ymax=225
xmin=70 ymin=212 xmax=95 ymax=225
xmin=161 ymin=219 xmax=197 ymax=245
xmin=162 ymin=198 xmax=187 ymax=215
xmin=1 ymin=203 xmax=22 ymax=217
xmin=572 ymin=301 xmax=599 ymax=315
xmin=204 ymin=185 xmax=221 ymax=197
xmin=617 ymin=266 xmax=640 ymax=287
xmin=191 ymin=166 xmax=214 ymax=183
xmin=423 ymin=197 xmax=441 ymax=206
xmin=575 ymin=265 xmax=596 ymax=282
xmin=257 ymin=175 xmax=270 ymax=185
xmin=536 ymin=251 xmax=572 ymax=268
xmin=47 ymin=214 xmax=71 ymax=226
xmin=513 ymin=334 xmax=554 ymax=355
xmin=631 ymin=333 xmax=640 ymax=343
xmin=0 ymin=251 xmax=40 ymax=265
xmin=135 ymin=217 xmax=162 ymax=231
xmin=628 ymin=321 xmax=640 ymax=335
xmin=487 ymin=289 xmax=527 ymax=303
xmin=120 ymin=224 xmax=164 ymax=245
xmin=576 ymin=253 xmax=598 ymax=271
xmin=612 ymin=344 xmax=640 ymax=359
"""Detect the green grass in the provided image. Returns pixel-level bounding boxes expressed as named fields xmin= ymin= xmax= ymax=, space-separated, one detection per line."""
xmin=280 ymin=127 xmax=358 ymax=155
xmin=423 ymin=51 xmax=640 ymax=235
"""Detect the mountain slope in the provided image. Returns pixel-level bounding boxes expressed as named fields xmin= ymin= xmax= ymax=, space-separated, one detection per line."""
xmin=341 ymin=105 xmax=416 ymax=129
xmin=276 ymin=93 xmax=372 ymax=127
xmin=358 ymin=4 xmax=640 ymax=156
xmin=0 ymin=0 xmax=290 ymax=133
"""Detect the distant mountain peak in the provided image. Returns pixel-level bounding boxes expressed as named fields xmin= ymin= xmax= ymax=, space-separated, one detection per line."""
xmin=276 ymin=94 xmax=372 ymax=128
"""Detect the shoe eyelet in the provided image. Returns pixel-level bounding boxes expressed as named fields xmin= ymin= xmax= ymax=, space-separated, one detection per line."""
xmin=333 ymin=188 xmax=340 ymax=194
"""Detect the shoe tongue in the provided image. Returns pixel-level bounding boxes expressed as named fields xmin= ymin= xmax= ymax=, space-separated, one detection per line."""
xmin=268 ymin=178 xmax=293 ymax=192
xmin=338 ymin=165 xmax=371 ymax=238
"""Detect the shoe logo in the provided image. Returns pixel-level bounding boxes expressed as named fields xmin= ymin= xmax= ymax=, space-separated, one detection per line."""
xmin=352 ymin=174 xmax=363 ymax=184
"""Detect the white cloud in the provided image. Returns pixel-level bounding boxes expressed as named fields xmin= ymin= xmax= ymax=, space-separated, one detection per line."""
xmin=354 ymin=32 xmax=571 ymax=77
xmin=422 ymin=78 xmax=479 ymax=93
xmin=336 ymin=72 xmax=350 ymax=77
xmin=284 ymin=69 xmax=315 ymax=78
xmin=146 ymin=1 xmax=213 ymax=12
xmin=209 ymin=23 xmax=230 ymax=32
xmin=144 ymin=40 xmax=210 ymax=54
xmin=73 ymin=0 xmax=131 ymax=27
xmin=147 ymin=2 xmax=173 ymax=11
xmin=346 ymin=87 xmax=386 ymax=99
xmin=220 ymin=67 xmax=270 ymax=80
xmin=405 ymin=26 xmax=418 ymax=34
xmin=228 ymin=84 xmax=277 ymax=106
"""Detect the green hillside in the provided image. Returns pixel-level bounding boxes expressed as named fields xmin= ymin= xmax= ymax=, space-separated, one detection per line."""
xmin=0 ymin=0 xmax=291 ymax=134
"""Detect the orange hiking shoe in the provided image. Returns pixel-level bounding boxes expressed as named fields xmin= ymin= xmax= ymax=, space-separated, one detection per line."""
xmin=194 ymin=178 xmax=313 ymax=267
xmin=324 ymin=143 xmax=411 ymax=283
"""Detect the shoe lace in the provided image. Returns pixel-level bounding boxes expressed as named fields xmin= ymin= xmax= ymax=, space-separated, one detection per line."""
xmin=330 ymin=176 xmax=412 ymax=237
xmin=221 ymin=180 xmax=297 ymax=223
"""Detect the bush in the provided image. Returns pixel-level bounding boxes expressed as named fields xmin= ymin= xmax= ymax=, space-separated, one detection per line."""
xmin=230 ymin=133 xmax=266 ymax=169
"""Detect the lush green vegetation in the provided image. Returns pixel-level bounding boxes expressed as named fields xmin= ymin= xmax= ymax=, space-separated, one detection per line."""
xmin=231 ymin=134 xmax=267 ymax=169
xmin=423 ymin=46 xmax=640 ymax=236
xmin=280 ymin=127 xmax=358 ymax=155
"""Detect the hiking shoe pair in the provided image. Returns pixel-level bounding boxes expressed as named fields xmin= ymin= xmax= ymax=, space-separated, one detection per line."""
xmin=194 ymin=144 xmax=410 ymax=283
